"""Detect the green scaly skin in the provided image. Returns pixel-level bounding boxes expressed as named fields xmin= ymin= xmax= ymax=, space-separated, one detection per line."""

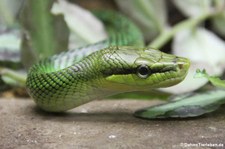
xmin=26 ymin=11 xmax=190 ymax=112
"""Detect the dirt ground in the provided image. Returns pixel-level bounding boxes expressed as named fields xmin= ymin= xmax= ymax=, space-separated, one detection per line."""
xmin=0 ymin=98 xmax=225 ymax=149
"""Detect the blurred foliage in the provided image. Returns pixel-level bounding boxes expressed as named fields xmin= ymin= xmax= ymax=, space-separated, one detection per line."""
xmin=20 ymin=0 xmax=69 ymax=68
xmin=135 ymin=89 xmax=225 ymax=119
xmin=116 ymin=0 xmax=168 ymax=41
xmin=51 ymin=0 xmax=107 ymax=49
xmin=195 ymin=69 xmax=225 ymax=89
xmin=135 ymin=70 xmax=225 ymax=119
xmin=0 ymin=0 xmax=225 ymax=118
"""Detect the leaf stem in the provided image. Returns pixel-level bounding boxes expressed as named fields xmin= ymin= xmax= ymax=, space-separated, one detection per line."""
xmin=148 ymin=12 xmax=216 ymax=49
xmin=30 ymin=0 xmax=56 ymax=58
xmin=0 ymin=68 xmax=27 ymax=87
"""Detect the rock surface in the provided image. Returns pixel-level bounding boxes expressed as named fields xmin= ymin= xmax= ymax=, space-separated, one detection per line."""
xmin=0 ymin=98 xmax=225 ymax=149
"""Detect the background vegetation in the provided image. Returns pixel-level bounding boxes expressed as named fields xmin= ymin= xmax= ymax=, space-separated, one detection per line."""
xmin=1 ymin=0 xmax=225 ymax=119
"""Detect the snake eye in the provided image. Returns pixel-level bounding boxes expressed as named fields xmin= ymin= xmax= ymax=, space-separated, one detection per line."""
xmin=137 ymin=65 xmax=150 ymax=79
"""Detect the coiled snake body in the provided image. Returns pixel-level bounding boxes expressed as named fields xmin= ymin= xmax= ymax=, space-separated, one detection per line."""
xmin=26 ymin=11 xmax=190 ymax=112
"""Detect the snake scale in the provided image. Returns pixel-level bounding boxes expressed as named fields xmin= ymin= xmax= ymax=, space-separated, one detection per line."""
xmin=26 ymin=11 xmax=190 ymax=112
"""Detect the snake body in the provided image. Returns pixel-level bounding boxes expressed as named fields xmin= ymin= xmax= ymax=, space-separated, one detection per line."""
xmin=26 ymin=11 xmax=190 ymax=112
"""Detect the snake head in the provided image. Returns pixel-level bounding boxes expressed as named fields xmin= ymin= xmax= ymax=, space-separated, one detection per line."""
xmin=102 ymin=46 xmax=190 ymax=91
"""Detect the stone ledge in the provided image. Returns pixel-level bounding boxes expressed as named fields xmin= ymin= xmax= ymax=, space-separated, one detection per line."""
xmin=0 ymin=99 xmax=225 ymax=149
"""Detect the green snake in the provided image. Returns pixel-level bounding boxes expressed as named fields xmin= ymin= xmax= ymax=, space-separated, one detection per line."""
xmin=26 ymin=11 xmax=190 ymax=112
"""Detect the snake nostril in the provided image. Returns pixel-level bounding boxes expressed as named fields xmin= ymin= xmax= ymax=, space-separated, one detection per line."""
xmin=178 ymin=64 xmax=183 ymax=69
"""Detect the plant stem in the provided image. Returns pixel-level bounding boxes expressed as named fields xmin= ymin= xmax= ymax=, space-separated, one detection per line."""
xmin=148 ymin=12 xmax=215 ymax=49
xmin=0 ymin=68 xmax=27 ymax=87
xmin=30 ymin=0 xmax=56 ymax=59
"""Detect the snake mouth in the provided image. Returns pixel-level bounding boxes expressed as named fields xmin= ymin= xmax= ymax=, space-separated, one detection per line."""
xmin=149 ymin=57 xmax=190 ymax=88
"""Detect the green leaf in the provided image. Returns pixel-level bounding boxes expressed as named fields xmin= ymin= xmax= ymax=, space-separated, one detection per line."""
xmin=137 ymin=69 xmax=225 ymax=119
xmin=51 ymin=0 xmax=107 ymax=49
xmin=20 ymin=0 xmax=69 ymax=69
xmin=116 ymin=0 xmax=168 ymax=41
xmin=195 ymin=69 xmax=225 ymax=89
xmin=134 ymin=89 xmax=225 ymax=119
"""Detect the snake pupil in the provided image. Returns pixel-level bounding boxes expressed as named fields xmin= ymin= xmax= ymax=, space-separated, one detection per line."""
xmin=137 ymin=65 xmax=150 ymax=79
